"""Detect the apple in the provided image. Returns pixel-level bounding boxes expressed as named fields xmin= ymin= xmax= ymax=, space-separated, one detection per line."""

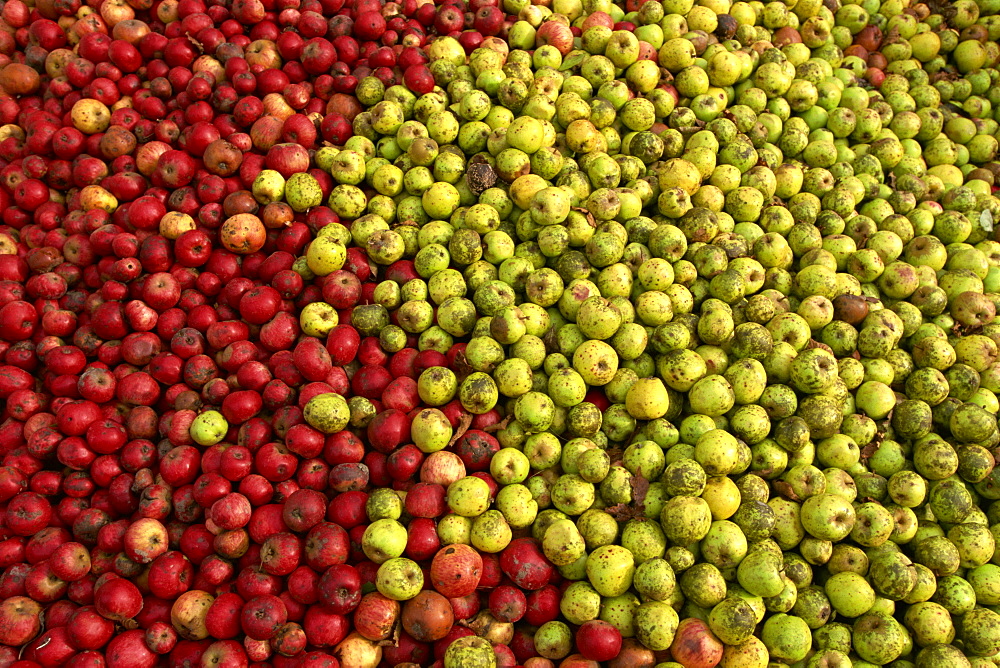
xmin=430 ymin=544 xmax=483 ymax=598
xmin=67 ymin=606 xmax=116 ymax=650
xmin=49 ymin=541 xmax=92 ymax=581
xmin=319 ymin=564 xmax=362 ymax=614
xmin=195 ymin=639 xmax=244 ymax=667
xmin=0 ymin=596 xmax=43 ymax=646
xmin=105 ymin=629 xmax=158 ymax=668
xmin=123 ymin=517 xmax=169 ymax=564
xmin=240 ymin=594 xmax=287 ymax=641
xmin=147 ymin=550 xmax=195 ymax=600
xmin=375 ymin=557 xmax=424 ymax=601
xmin=265 ymin=143 xmax=311 ymax=179
xmin=145 ymin=621 xmax=178 ymax=654
xmin=420 ymin=451 xmax=467 ymax=486
xmin=352 ymin=593 xmax=399 ymax=642
xmin=361 ymin=519 xmax=409 ymax=564
xmin=305 ymin=522 xmax=350 ymax=570
xmin=260 ymin=532 xmax=303 ymax=576
xmin=535 ymin=20 xmax=574 ymax=54
xmin=94 ymin=577 xmax=143 ymax=622
xmin=334 ymin=633 xmax=381 ymax=668
xmin=576 ymin=619 xmax=620 ymax=665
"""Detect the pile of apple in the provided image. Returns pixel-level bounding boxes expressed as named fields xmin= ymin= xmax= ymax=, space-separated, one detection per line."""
xmin=3 ymin=0 xmax=1000 ymax=663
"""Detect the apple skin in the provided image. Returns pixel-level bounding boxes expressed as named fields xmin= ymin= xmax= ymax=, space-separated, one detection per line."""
xmin=473 ymin=6 xmax=504 ymax=35
xmin=382 ymin=630 xmax=432 ymax=666
xmin=94 ymin=577 xmax=144 ymax=622
xmin=302 ymin=605 xmax=350 ymax=649
xmin=49 ymin=542 xmax=92 ymax=581
xmin=361 ymin=518 xmax=409 ymax=564
xmin=196 ymin=639 xmax=244 ymax=668
xmin=487 ymin=585 xmax=526 ymax=624
xmin=147 ymin=550 xmax=195 ymax=600
xmin=420 ymin=451 xmax=467 ymax=486
xmin=205 ymin=592 xmax=244 ymax=640
xmin=800 ymin=493 xmax=857 ymax=541
xmin=404 ymin=483 xmax=447 ymax=519
xmin=144 ymin=621 xmax=179 ymax=655
xmin=265 ymin=143 xmax=311 ymax=179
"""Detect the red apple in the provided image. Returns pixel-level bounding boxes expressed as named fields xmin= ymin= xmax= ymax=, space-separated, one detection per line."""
xmin=535 ymin=20 xmax=574 ymax=55
xmin=241 ymin=594 xmax=287 ymax=641
xmin=500 ymin=539 xmax=554 ymax=591
xmin=670 ymin=618 xmax=725 ymax=668
xmin=123 ymin=517 xmax=169 ymax=564
xmin=430 ymin=544 xmax=482 ymax=598
xmin=0 ymin=596 xmax=43 ymax=646
xmin=352 ymin=592 xmax=398 ymax=642
xmin=264 ymin=143 xmax=310 ymax=178
xmin=576 ymin=620 xmax=623 ymax=662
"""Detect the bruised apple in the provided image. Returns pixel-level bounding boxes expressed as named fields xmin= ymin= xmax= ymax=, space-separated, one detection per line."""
xmin=170 ymin=590 xmax=215 ymax=640
xmin=220 ymin=214 xmax=267 ymax=254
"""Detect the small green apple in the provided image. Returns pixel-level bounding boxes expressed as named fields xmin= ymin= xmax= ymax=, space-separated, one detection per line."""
xmin=190 ymin=410 xmax=228 ymax=446
xmin=375 ymin=557 xmax=424 ymax=600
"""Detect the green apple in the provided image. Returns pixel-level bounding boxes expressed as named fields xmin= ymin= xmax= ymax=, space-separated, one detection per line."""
xmin=471 ymin=510 xmax=513 ymax=553
xmin=251 ymin=169 xmax=285 ymax=204
xmin=559 ymin=581 xmax=600 ymax=626
xmin=303 ymin=393 xmax=350 ymax=434
xmin=299 ymin=302 xmax=339 ymax=337
xmin=800 ymin=493 xmax=856 ymax=541
xmin=411 ymin=408 xmax=453 ymax=453
xmin=444 ymin=636 xmax=497 ymax=667
xmin=825 ymin=571 xmax=876 ymax=618
xmin=437 ymin=515 xmax=473 ymax=546
xmin=495 ymin=484 xmax=538 ymax=528
xmin=737 ymin=549 xmax=785 ymax=598
xmin=635 ymin=601 xmax=679 ymax=651
xmin=490 ymin=448 xmax=531 ymax=485
xmin=284 ymin=172 xmax=323 ymax=212
xmin=852 ymin=611 xmax=908 ymax=664
xmin=375 ymin=557 xmax=424 ymax=600
xmin=634 ymin=24 xmax=663 ymax=49
xmin=447 ymin=476 xmax=492 ymax=517
xmin=305 ymin=236 xmax=347 ymax=276
xmin=761 ymin=613 xmax=811 ymax=664
xmin=542 ymin=519 xmax=586 ymax=567
xmin=604 ymin=31 xmax=640 ymax=69
xmin=587 ymin=544 xmax=636 ymax=597
xmin=190 ymin=410 xmax=228 ymax=446
xmin=625 ymin=377 xmax=671 ymax=420
xmin=362 ymin=519 xmax=408 ymax=564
